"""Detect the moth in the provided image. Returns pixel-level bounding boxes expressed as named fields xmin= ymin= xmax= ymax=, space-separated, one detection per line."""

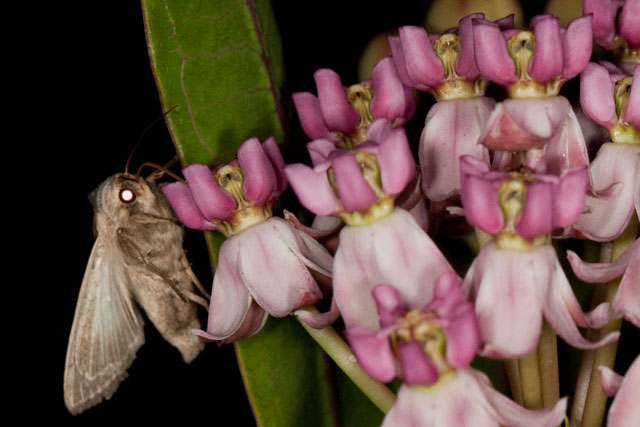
xmin=64 ymin=170 xmax=210 ymax=415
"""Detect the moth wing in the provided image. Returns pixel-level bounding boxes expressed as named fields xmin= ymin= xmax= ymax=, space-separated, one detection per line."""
xmin=63 ymin=236 xmax=145 ymax=415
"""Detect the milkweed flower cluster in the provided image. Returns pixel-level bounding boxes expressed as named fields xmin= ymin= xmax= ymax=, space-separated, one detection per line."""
xmin=161 ymin=3 xmax=640 ymax=426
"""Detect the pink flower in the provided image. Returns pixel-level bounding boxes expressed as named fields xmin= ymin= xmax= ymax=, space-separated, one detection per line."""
xmin=292 ymin=63 xmax=414 ymax=148
xmin=568 ymin=238 xmax=640 ymax=327
xmin=599 ymin=355 xmax=640 ymax=427
xmin=345 ymin=274 xmax=567 ymax=427
xmin=472 ymin=14 xmax=592 ymax=95
xmin=570 ymin=143 xmax=640 ymax=241
xmin=460 ymin=156 xmax=619 ymax=358
xmin=162 ymin=137 xmax=334 ymax=343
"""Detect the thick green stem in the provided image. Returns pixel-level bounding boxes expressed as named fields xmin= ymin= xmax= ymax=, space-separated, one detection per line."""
xmin=571 ymin=217 xmax=638 ymax=427
xmin=296 ymin=308 xmax=397 ymax=413
xmin=518 ymin=349 xmax=543 ymax=409
xmin=537 ymin=320 xmax=559 ymax=407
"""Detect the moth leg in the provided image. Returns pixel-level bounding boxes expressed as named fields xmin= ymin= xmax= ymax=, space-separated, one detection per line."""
xmin=180 ymin=253 xmax=212 ymax=300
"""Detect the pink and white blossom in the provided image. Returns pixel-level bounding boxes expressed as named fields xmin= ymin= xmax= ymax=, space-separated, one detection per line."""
xmin=599 ymin=355 xmax=640 ymax=427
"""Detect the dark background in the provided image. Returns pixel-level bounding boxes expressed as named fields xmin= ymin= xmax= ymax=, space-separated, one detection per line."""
xmin=41 ymin=0 xmax=636 ymax=424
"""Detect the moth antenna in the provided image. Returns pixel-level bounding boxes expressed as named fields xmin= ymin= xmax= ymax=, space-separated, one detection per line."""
xmin=125 ymin=105 xmax=178 ymax=175
xmin=136 ymin=162 xmax=186 ymax=183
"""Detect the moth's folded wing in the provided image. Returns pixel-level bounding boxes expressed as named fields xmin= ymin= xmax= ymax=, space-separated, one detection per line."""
xmin=64 ymin=238 xmax=145 ymax=415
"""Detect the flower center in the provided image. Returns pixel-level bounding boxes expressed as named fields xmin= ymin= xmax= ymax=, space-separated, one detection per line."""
xmin=336 ymin=83 xmax=374 ymax=150
xmin=432 ymin=33 xmax=486 ymax=100
xmin=611 ymin=76 xmax=640 ymax=145
xmin=392 ymin=310 xmax=452 ymax=376
xmin=506 ymin=32 xmax=559 ymax=98
xmin=213 ymin=165 xmax=271 ymax=236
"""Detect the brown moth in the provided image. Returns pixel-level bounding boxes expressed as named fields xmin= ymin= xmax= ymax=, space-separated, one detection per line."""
xmin=64 ymin=172 xmax=210 ymax=415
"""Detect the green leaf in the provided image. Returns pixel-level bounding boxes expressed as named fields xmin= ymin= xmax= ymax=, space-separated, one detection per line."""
xmin=235 ymin=317 xmax=336 ymax=427
xmin=334 ymin=365 xmax=385 ymax=426
xmin=142 ymin=0 xmax=286 ymax=166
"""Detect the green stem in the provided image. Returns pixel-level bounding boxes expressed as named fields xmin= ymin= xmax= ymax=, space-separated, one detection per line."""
xmin=296 ymin=308 xmax=397 ymax=413
xmin=572 ymin=217 xmax=638 ymax=427
xmin=505 ymin=359 xmax=523 ymax=405
xmin=518 ymin=348 xmax=543 ymax=409
xmin=537 ymin=320 xmax=559 ymax=407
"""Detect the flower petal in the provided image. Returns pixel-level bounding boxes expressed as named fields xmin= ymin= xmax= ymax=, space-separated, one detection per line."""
xmin=346 ymin=326 xmax=397 ymax=383
xmin=455 ymin=13 xmax=484 ymax=80
xmin=553 ymin=166 xmax=589 ymax=228
xmin=571 ymin=143 xmax=640 ymax=241
xmin=561 ymin=16 xmax=593 ymax=80
xmin=160 ymin=181 xmax=216 ymax=231
xmin=285 ymin=163 xmax=340 ymax=216
xmin=210 ymin=301 xmax=268 ymax=344
xmin=370 ymin=57 xmax=415 ymax=123
xmin=372 ymin=285 xmax=406 ymax=328
xmin=599 ymin=365 xmax=623 ymax=397
xmin=624 ymin=65 xmax=640 ymax=128
xmin=459 ymin=155 xmax=506 ymax=235
xmin=182 ymin=164 xmax=236 ymax=221
xmin=261 ymin=136 xmax=288 ymax=197
xmin=515 ymin=180 xmax=555 ymax=238
xmin=567 ymin=238 xmax=639 ymax=283
xmin=388 ymin=35 xmax=415 ymax=87
xmin=292 ymin=92 xmax=330 ymax=140
xmin=542 ymin=105 xmax=590 ymax=176
xmin=620 ymin=0 xmax=640 ymax=48
xmin=604 ymin=356 xmax=640 ymax=427
xmin=529 ymin=15 xmax=564 ymax=83
xmin=580 ymin=62 xmax=617 ymax=128
xmin=377 ymin=126 xmax=415 ymax=196
xmin=420 ymin=97 xmax=493 ymax=201
xmin=236 ymin=218 xmax=323 ymax=317
xmin=237 ymin=137 xmax=277 ymax=205
xmin=584 ymin=0 xmax=620 ymax=50
xmin=614 ymin=246 xmax=640 ymax=327
xmin=314 ymin=68 xmax=359 ymax=134
xmin=398 ymin=341 xmax=439 ymax=386
xmin=398 ymin=26 xmax=445 ymax=88
xmin=306 ymin=138 xmax=336 ymax=167
xmin=295 ymin=299 xmax=340 ymax=329
xmin=332 ymin=152 xmax=378 ymax=212
xmin=472 ymin=19 xmax=515 ymax=86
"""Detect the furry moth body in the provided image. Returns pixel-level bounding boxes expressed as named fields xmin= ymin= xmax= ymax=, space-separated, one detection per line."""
xmin=64 ymin=173 xmax=207 ymax=415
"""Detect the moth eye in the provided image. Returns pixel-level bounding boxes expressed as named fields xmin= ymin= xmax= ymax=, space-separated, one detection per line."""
xmin=119 ymin=188 xmax=136 ymax=203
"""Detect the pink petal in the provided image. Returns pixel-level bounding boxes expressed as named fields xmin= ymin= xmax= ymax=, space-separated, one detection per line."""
xmin=580 ymin=62 xmax=617 ymax=128
xmin=331 ymin=152 xmax=378 ymax=212
xmin=472 ymin=19 xmax=515 ymax=86
xmin=388 ymin=35 xmax=414 ymax=87
xmin=561 ymin=16 xmax=593 ymax=80
xmin=584 ymin=0 xmax=620 ymax=50
xmin=542 ymin=105 xmax=590 ymax=176
xmin=620 ymin=0 xmax=640 ymax=48
xmin=567 ymin=238 xmax=639 ymax=283
xmin=515 ymin=181 xmax=555 ymax=238
xmin=334 ymin=209 xmax=452 ymax=330
xmin=372 ymin=285 xmax=406 ymax=328
xmin=480 ymin=97 xmax=570 ymax=151
xmin=306 ymin=139 xmax=336 ymax=167
xmin=346 ymin=325 xmax=397 ymax=383
xmin=237 ymin=137 xmax=277 ymax=205
xmin=285 ymin=163 xmax=340 ymax=216
xmin=370 ymin=57 xmax=415 ymax=123
xmin=464 ymin=243 xmax=552 ymax=359
xmin=292 ymin=92 xmax=330 ymax=140
xmin=472 ymin=369 xmax=569 ymax=427
xmin=261 ymin=136 xmax=288 ymax=197
xmin=614 ymin=246 xmax=640 ymax=327
xmin=236 ymin=218 xmax=323 ymax=317
xmin=210 ymin=301 xmax=268 ymax=344
xmin=624 ymin=65 xmax=640 ymax=128
xmin=160 ymin=181 xmax=216 ymax=231
xmin=495 ymin=14 xmax=515 ymax=30
xmin=420 ymin=97 xmax=493 ymax=201
xmin=397 ymin=341 xmax=439 ymax=386
xmin=455 ymin=13 xmax=483 ymax=80
xmin=572 ymin=143 xmax=640 ymax=241
xmin=553 ymin=166 xmax=589 ymax=228
xmin=295 ymin=298 xmax=340 ymax=329
xmin=605 ymin=355 xmax=640 ymax=427
xmin=543 ymin=258 xmax=620 ymax=350
xmin=599 ymin=365 xmax=624 ymax=397
xmin=529 ymin=15 xmax=564 ymax=83
xmin=314 ymin=69 xmax=359 ymax=134
xmin=197 ymin=236 xmax=251 ymax=341
xmin=398 ymin=26 xmax=445 ymax=88
xmin=459 ymin=155 xmax=506 ymax=235
xmin=377 ymin=126 xmax=415 ymax=196
xmin=182 ymin=164 xmax=236 ymax=221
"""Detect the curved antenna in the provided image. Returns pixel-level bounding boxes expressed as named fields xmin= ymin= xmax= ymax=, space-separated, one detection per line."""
xmin=135 ymin=161 xmax=186 ymax=183
xmin=125 ymin=105 xmax=178 ymax=174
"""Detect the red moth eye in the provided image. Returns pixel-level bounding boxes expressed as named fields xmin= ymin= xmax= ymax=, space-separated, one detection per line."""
xmin=119 ymin=188 xmax=136 ymax=203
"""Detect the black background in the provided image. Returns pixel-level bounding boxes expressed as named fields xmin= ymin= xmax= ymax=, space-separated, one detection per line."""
xmin=37 ymin=0 xmax=636 ymax=424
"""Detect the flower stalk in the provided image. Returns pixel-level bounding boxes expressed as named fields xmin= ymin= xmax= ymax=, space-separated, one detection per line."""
xmin=570 ymin=216 xmax=639 ymax=427
xmin=295 ymin=306 xmax=397 ymax=413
